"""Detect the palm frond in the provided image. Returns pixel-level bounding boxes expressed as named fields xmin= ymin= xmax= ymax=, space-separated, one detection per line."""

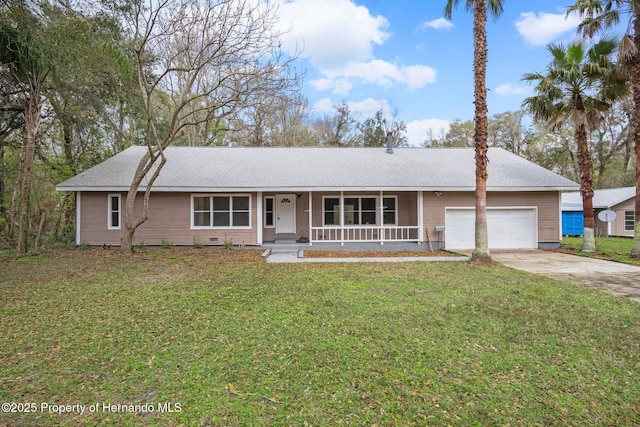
xmin=619 ymin=34 xmax=638 ymax=63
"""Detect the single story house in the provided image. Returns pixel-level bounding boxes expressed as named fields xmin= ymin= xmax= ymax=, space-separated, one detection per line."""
xmin=55 ymin=145 xmax=579 ymax=250
xmin=561 ymin=187 xmax=636 ymax=237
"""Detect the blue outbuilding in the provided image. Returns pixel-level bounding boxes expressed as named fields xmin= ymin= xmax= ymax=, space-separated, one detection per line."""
xmin=561 ymin=211 xmax=584 ymax=236
xmin=561 ymin=187 xmax=636 ymax=237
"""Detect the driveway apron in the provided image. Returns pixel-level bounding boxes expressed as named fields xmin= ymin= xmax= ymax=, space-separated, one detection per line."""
xmin=491 ymin=251 xmax=640 ymax=303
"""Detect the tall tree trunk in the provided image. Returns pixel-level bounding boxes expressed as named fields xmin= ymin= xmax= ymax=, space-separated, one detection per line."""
xmin=17 ymin=91 xmax=42 ymax=255
xmin=0 ymin=144 xmax=5 ymax=227
xmin=62 ymin=119 xmax=76 ymax=174
xmin=472 ymin=0 xmax=491 ymax=261
xmin=631 ymin=17 xmax=640 ymax=258
xmin=34 ymin=207 xmax=46 ymax=252
xmin=576 ymin=124 xmax=596 ymax=252
xmin=120 ymin=147 xmax=166 ymax=254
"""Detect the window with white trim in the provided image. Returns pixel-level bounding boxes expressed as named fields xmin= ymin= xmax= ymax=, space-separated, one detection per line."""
xmin=323 ymin=198 xmax=341 ymax=226
xmin=625 ymin=211 xmax=635 ymax=231
xmin=192 ymin=195 xmax=251 ymax=228
xmin=322 ymin=195 xmax=398 ymax=226
xmin=264 ymin=197 xmax=275 ymax=228
xmin=344 ymin=197 xmax=377 ymax=225
xmin=383 ymin=197 xmax=397 ymax=225
xmin=108 ymin=194 xmax=121 ymax=230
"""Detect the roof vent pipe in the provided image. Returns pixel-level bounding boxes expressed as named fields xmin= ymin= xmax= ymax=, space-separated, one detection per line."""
xmin=385 ymin=131 xmax=394 ymax=154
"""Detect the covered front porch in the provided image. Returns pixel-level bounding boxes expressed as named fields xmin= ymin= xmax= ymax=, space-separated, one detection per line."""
xmin=260 ymin=191 xmax=425 ymax=246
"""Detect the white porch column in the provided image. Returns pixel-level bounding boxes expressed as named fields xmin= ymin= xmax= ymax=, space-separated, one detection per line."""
xmin=418 ymin=191 xmax=424 ymax=243
xmin=340 ymin=191 xmax=344 ymax=245
xmin=257 ymin=192 xmax=263 ymax=245
xmin=379 ymin=190 xmax=384 ymax=245
xmin=308 ymin=191 xmax=313 ymax=246
xmin=76 ymin=191 xmax=81 ymax=245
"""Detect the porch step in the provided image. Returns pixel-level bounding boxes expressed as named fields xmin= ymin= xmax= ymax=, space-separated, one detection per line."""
xmin=275 ymin=238 xmax=297 ymax=244
xmin=270 ymin=244 xmax=301 ymax=254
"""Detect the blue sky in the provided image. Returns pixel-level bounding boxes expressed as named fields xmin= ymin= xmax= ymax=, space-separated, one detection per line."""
xmin=273 ymin=0 xmax=591 ymax=145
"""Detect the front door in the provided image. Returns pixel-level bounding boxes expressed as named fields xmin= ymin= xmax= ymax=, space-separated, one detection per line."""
xmin=276 ymin=194 xmax=296 ymax=234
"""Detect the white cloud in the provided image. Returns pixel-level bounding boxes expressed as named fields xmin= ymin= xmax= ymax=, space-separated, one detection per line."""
xmin=495 ymin=83 xmax=531 ymax=96
xmin=402 ymin=65 xmax=438 ymax=90
xmin=276 ymin=0 xmax=389 ymax=70
xmin=406 ymin=119 xmax=451 ymax=147
xmin=419 ymin=18 xmax=454 ymax=31
xmin=516 ymin=11 xmax=582 ymax=46
xmin=275 ymin=0 xmax=437 ymax=94
xmin=311 ymin=97 xmax=390 ymax=117
xmin=310 ymin=97 xmax=334 ymax=114
xmin=310 ymin=78 xmax=353 ymax=95
xmin=348 ymin=98 xmax=391 ymax=117
xmin=311 ymin=60 xmax=437 ymax=93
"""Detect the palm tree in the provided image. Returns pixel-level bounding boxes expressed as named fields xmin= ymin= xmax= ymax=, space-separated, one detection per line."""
xmin=444 ymin=0 xmax=504 ymax=262
xmin=522 ymin=39 xmax=628 ymax=252
xmin=567 ymin=1 xmax=640 ymax=257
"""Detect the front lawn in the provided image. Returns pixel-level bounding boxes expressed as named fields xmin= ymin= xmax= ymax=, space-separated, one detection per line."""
xmin=1 ymin=248 xmax=639 ymax=426
xmin=560 ymin=236 xmax=640 ymax=266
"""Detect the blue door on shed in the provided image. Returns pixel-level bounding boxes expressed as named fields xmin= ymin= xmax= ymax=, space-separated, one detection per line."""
xmin=562 ymin=211 xmax=584 ymax=236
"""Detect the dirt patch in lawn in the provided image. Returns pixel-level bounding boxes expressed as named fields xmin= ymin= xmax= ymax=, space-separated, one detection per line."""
xmin=303 ymin=250 xmax=456 ymax=258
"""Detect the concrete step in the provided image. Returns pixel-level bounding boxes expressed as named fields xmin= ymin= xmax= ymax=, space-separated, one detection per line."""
xmin=270 ymin=246 xmax=301 ymax=254
xmin=274 ymin=238 xmax=297 ymax=244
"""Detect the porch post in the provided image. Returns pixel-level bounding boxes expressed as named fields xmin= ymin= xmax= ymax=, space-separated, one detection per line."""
xmin=308 ymin=191 xmax=313 ymax=246
xmin=340 ymin=191 xmax=344 ymax=245
xmin=380 ymin=191 xmax=384 ymax=245
xmin=418 ymin=191 xmax=424 ymax=244
xmin=257 ymin=192 xmax=263 ymax=245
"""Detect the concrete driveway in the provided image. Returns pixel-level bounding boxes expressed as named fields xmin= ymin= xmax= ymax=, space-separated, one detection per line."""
xmin=491 ymin=251 xmax=640 ymax=303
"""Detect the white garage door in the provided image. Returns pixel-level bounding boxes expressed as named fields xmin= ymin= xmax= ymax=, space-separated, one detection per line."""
xmin=445 ymin=208 xmax=537 ymax=250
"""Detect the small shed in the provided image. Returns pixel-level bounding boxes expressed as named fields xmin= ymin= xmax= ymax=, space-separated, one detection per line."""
xmin=561 ymin=187 xmax=636 ymax=237
xmin=562 ymin=211 xmax=584 ymax=236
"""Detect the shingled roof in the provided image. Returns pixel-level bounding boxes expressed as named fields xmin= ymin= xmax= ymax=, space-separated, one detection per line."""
xmin=562 ymin=187 xmax=636 ymax=211
xmin=56 ymin=146 xmax=579 ymax=192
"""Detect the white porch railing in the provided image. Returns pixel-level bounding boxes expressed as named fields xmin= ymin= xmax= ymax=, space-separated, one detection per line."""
xmin=310 ymin=226 xmax=420 ymax=243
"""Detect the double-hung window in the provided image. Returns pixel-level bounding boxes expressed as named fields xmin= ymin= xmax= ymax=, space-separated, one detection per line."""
xmin=324 ymin=198 xmax=341 ymax=226
xmin=343 ymin=197 xmax=377 ymax=225
xmin=108 ymin=194 xmax=121 ymax=230
xmin=192 ymin=195 xmax=251 ymax=228
xmin=322 ymin=196 xmax=398 ymax=226
xmin=625 ymin=211 xmax=635 ymax=231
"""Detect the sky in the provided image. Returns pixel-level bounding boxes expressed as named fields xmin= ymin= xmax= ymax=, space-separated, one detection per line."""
xmin=271 ymin=0 xmax=593 ymax=146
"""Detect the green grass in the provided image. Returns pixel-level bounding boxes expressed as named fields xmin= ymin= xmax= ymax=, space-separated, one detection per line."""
xmin=1 ymin=248 xmax=639 ymax=426
xmin=561 ymin=236 xmax=640 ymax=266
